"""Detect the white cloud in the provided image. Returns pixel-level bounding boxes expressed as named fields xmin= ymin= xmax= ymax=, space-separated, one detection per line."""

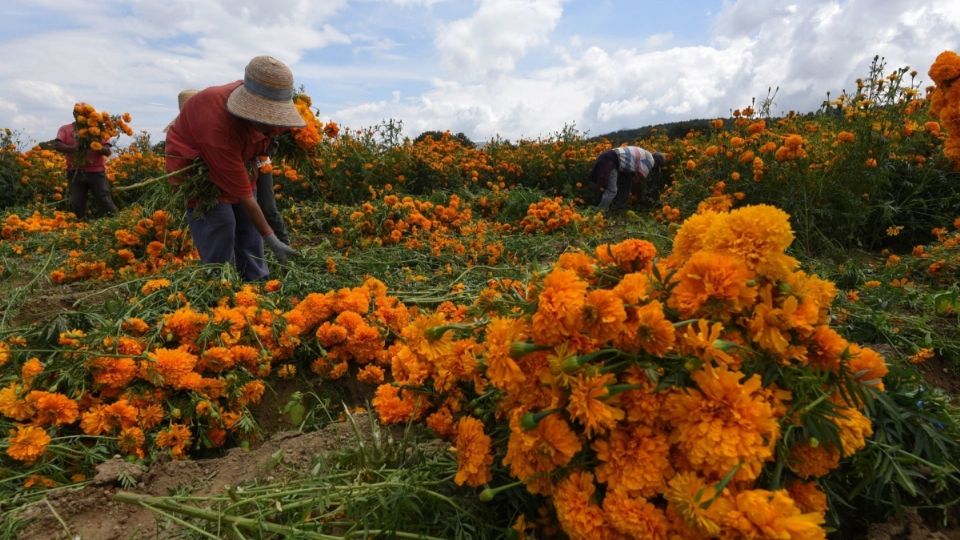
xmin=2 ymin=0 xmax=960 ymax=146
xmin=435 ymin=0 xmax=564 ymax=78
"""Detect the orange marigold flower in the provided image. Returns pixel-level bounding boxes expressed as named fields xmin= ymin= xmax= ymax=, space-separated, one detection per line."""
xmin=581 ymin=289 xmax=627 ymax=343
xmin=789 ymin=441 xmax=840 ymax=478
xmin=787 ymin=481 xmax=828 ymax=516
xmin=663 ymin=364 xmax=781 ymax=482
xmin=6 ymin=424 xmax=51 ymax=463
xmin=452 ymin=416 xmax=493 ymax=487
xmin=908 ymin=347 xmax=935 ymax=364
xmin=616 ymin=300 xmax=676 ymax=356
xmin=668 ymin=210 xmax=724 ymax=266
xmin=118 ymin=426 xmax=146 ymax=457
xmin=238 ymin=380 xmax=265 ymax=406
xmin=122 ymin=317 xmax=151 ymax=335
xmin=372 ymin=384 xmax=423 ymax=424
xmin=0 ymin=383 xmax=35 ymax=421
xmin=553 ymin=471 xmax=614 ymax=540
xmin=21 ymin=357 xmax=44 ymax=387
xmin=357 ymin=364 xmax=385 ymax=385
xmin=566 ymin=373 xmax=624 ymax=436
xmin=90 ymin=357 xmax=138 ymax=389
xmin=0 ymin=341 xmax=10 ymax=367
xmin=141 ymin=278 xmax=171 ymax=294
xmin=26 ymin=391 xmax=79 ymax=426
xmin=595 ymin=239 xmax=657 ymax=272
xmin=665 ymin=472 xmax=722 ymax=536
xmin=531 ymin=268 xmax=588 ymax=347
xmin=669 ymin=250 xmax=756 ymax=319
xmin=144 ymin=348 xmax=200 ymax=390
xmin=724 ymin=488 xmax=825 ymax=539
xmin=483 ymin=317 xmax=528 ymax=393
xmin=845 ymin=344 xmax=888 ymax=391
xmin=593 ymin=423 xmax=673 ymax=497
xmin=503 ymin=412 xmax=581 ymax=495
xmin=155 ymin=423 xmax=193 ymax=458
xmin=602 ymin=490 xmax=670 ymax=540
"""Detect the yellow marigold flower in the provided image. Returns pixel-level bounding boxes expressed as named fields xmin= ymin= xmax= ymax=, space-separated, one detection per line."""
xmin=668 ymin=210 xmax=725 ymax=266
xmin=0 ymin=341 xmax=10 ymax=367
xmin=703 ymin=204 xmax=798 ymax=279
xmin=601 ymin=490 xmax=669 ymax=539
xmin=724 ymin=489 xmax=825 ymax=539
xmin=452 ymin=416 xmax=493 ymax=487
xmin=665 ymin=472 xmax=722 ymax=536
xmin=663 ymin=364 xmax=781 ymax=482
xmin=566 ymin=373 xmax=624 ymax=436
xmin=553 ymin=471 xmax=615 ymax=540
xmin=6 ymin=425 xmax=51 ymax=463
xmin=593 ymin=423 xmax=672 ymax=497
xmin=669 ymin=250 xmax=756 ymax=320
xmin=141 ymin=278 xmax=171 ymax=294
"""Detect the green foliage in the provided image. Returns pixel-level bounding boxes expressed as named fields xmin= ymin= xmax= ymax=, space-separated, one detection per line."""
xmin=0 ymin=129 xmax=24 ymax=209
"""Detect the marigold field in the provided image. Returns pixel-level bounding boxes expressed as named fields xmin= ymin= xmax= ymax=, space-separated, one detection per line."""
xmin=0 ymin=53 xmax=959 ymax=539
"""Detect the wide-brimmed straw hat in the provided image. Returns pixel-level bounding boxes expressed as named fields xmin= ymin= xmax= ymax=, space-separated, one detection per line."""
xmin=178 ymin=89 xmax=199 ymax=111
xmin=226 ymin=56 xmax=306 ymax=128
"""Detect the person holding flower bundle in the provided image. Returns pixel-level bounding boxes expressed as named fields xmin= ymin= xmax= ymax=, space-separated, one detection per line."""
xmin=588 ymin=145 xmax=666 ymax=212
xmin=46 ymin=116 xmax=119 ymax=219
xmin=165 ymin=56 xmax=303 ymax=281
xmin=173 ymin=88 xmax=289 ymax=245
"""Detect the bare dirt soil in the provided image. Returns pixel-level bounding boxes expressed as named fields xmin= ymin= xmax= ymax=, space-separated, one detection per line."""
xmin=17 ymin=414 xmax=374 ymax=540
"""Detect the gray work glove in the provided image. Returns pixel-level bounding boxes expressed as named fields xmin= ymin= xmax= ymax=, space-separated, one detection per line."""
xmin=264 ymin=232 xmax=299 ymax=264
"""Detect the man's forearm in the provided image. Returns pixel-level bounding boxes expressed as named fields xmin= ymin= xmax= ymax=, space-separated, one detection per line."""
xmin=239 ymin=196 xmax=273 ymax=237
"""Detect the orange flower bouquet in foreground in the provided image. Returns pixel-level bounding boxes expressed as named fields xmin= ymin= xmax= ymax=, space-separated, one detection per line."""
xmin=374 ymin=203 xmax=886 ymax=539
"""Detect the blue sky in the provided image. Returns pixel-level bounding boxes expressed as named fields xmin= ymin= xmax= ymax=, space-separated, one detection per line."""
xmin=1 ymin=0 xmax=958 ymax=146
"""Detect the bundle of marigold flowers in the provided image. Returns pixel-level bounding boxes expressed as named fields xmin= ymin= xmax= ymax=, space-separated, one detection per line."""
xmin=929 ymin=49 xmax=960 ymax=167
xmin=372 ymin=203 xmax=886 ymax=539
xmin=71 ymin=102 xmax=133 ymax=156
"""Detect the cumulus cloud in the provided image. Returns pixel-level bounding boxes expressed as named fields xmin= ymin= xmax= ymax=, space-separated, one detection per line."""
xmin=3 ymin=0 xmax=959 ymax=145
xmin=435 ymin=0 xmax=563 ymax=78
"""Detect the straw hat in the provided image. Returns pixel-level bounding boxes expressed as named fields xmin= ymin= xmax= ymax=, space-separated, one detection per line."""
xmin=178 ymin=89 xmax=199 ymax=111
xmin=226 ymin=56 xmax=305 ymax=128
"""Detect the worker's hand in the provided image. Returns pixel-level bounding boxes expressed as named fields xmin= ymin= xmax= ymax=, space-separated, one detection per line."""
xmin=264 ymin=232 xmax=299 ymax=264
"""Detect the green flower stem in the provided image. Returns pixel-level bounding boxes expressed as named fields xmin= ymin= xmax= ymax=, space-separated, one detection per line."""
xmin=478 ymin=480 xmax=524 ymax=502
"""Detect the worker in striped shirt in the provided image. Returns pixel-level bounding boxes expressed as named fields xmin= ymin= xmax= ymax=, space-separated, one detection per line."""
xmin=588 ymin=146 xmax=666 ymax=212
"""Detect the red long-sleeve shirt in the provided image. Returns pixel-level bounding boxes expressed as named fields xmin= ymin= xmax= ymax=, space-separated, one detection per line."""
xmin=164 ymin=81 xmax=269 ymax=204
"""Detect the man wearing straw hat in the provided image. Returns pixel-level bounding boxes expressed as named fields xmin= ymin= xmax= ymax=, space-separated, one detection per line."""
xmin=165 ymin=56 xmax=302 ymax=281
xmin=172 ymin=87 xmax=289 ymax=245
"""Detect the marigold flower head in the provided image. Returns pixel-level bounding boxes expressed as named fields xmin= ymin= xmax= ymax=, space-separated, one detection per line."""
xmin=503 ymin=411 xmax=582 ymax=495
xmin=593 ymin=423 xmax=673 ymax=497
xmin=787 ymin=481 xmax=828 ymax=516
xmin=845 ymin=344 xmax=888 ymax=391
xmin=602 ymin=490 xmax=670 ymax=540
xmin=669 ymin=210 xmax=724 ymax=266
xmin=664 ymin=364 xmax=780 ymax=482
xmin=531 ymin=268 xmax=588 ymax=346
xmin=6 ymin=424 xmax=51 ymax=463
xmin=669 ymin=250 xmax=756 ymax=319
xmin=552 ymin=471 xmax=614 ymax=540
xmin=27 ymin=391 xmax=79 ymax=426
xmin=616 ymin=300 xmax=676 ymax=356
xmin=702 ymin=204 xmax=798 ymax=279
xmin=0 ymin=383 xmax=35 ymax=421
xmin=372 ymin=384 xmax=424 ymax=424
xmin=155 ymin=423 xmax=193 ymax=458
xmin=566 ymin=373 xmax=624 ymax=436
xmin=595 ymin=239 xmax=657 ymax=272
xmin=21 ymin=357 xmax=44 ymax=387
xmin=452 ymin=416 xmax=493 ymax=487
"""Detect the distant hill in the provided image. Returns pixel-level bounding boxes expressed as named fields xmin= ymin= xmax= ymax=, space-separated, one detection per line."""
xmin=591 ymin=118 xmax=718 ymax=145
